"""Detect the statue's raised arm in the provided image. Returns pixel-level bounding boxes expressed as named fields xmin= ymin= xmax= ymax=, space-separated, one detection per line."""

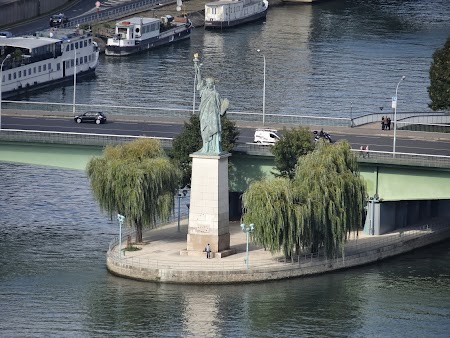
xmin=193 ymin=53 xmax=229 ymax=155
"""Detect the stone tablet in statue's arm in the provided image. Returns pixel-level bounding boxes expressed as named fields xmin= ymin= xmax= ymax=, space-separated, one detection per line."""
xmin=220 ymin=98 xmax=229 ymax=116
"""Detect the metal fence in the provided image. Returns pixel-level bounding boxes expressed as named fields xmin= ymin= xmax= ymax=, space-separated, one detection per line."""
xmin=5 ymin=100 xmax=450 ymax=130
xmin=106 ymin=221 xmax=450 ymax=272
xmin=0 ymin=129 xmax=173 ymax=148
xmin=1 ymin=129 xmax=449 ymax=167
xmin=352 ymin=111 xmax=450 ymax=130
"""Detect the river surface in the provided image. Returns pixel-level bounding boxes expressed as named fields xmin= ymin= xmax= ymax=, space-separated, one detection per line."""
xmin=0 ymin=162 xmax=449 ymax=337
xmin=12 ymin=0 xmax=450 ymax=118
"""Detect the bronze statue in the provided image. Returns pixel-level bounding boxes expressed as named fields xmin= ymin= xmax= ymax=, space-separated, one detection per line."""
xmin=193 ymin=53 xmax=229 ymax=154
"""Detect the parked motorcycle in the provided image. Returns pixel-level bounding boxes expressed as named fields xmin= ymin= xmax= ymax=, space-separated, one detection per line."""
xmin=313 ymin=130 xmax=333 ymax=143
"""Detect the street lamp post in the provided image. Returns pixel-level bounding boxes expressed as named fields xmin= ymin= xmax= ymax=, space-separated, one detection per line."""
xmin=241 ymin=223 xmax=254 ymax=270
xmin=0 ymin=54 xmax=11 ymax=130
xmin=392 ymin=76 xmax=406 ymax=157
xmin=350 ymin=101 xmax=353 ymax=127
xmin=177 ymin=188 xmax=188 ymax=232
xmin=117 ymin=214 xmax=125 ymax=258
xmin=256 ymin=49 xmax=266 ymax=126
xmin=73 ymin=50 xmax=77 ymax=117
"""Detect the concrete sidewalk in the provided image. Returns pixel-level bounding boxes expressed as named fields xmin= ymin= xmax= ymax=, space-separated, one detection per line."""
xmin=106 ymin=217 xmax=450 ymax=283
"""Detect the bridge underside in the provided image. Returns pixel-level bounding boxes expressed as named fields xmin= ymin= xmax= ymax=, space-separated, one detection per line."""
xmin=363 ymin=199 xmax=450 ymax=235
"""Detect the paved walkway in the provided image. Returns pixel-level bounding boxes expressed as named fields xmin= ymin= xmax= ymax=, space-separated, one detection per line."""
xmin=107 ymin=217 xmax=450 ymax=283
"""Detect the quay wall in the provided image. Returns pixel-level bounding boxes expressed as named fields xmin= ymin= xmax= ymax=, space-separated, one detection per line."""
xmin=0 ymin=0 xmax=72 ymax=28
xmin=106 ymin=226 xmax=450 ymax=284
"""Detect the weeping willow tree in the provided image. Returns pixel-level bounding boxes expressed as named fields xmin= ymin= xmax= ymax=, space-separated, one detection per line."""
xmin=86 ymin=139 xmax=181 ymax=243
xmin=242 ymin=140 xmax=366 ymax=259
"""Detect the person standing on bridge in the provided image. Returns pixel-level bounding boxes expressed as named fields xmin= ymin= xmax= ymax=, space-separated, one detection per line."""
xmin=193 ymin=53 xmax=229 ymax=154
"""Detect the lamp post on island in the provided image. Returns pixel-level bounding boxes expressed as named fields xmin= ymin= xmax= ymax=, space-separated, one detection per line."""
xmin=392 ymin=76 xmax=406 ymax=157
xmin=177 ymin=188 xmax=188 ymax=232
xmin=117 ymin=214 xmax=125 ymax=259
xmin=256 ymin=49 xmax=266 ymax=126
xmin=241 ymin=223 xmax=254 ymax=270
xmin=350 ymin=101 xmax=353 ymax=127
xmin=0 ymin=54 xmax=11 ymax=130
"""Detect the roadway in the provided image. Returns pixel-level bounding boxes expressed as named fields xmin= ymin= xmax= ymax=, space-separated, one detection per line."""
xmin=5 ymin=0 xmax=137 ymax=35
xmin=2 ymin=114 xmax=450 ymax=156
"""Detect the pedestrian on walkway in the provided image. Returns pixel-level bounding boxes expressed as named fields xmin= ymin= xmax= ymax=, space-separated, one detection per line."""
xmin=364 ymin=145 xmax=369 ymax=158
xmin=205 ymin=243 xmax=211 ymax=259
xmin=387 ymin=117 xmax=391 ymax=130
xmin=381 ymin=116 xmax=386 ymax=130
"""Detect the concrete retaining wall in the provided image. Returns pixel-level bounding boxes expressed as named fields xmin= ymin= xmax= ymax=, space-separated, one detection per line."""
xmin=0 ymin=0 xmax=71 ymax=28
xmin=106 ymin=228 xmax=450 ymax=284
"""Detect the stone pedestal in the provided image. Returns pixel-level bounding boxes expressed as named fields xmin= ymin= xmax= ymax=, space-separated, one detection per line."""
xmin=184 ymin=152 xmax=231 ymax=255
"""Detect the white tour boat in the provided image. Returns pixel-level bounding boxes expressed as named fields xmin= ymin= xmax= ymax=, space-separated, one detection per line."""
xmin=105 ymin=16 xmax=192 ymax=56
xmin=204 ymin=0 xmax=269 ymax=29
xmin=0 ymin=28 xmax=99 ymax=99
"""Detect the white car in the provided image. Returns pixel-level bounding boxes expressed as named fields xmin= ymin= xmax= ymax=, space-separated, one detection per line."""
xmin=254 ymin=128 xmax=280 ymax=145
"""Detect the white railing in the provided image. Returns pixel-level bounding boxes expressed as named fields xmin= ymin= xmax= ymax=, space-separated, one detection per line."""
xmin=1 ymin=129 xmax=449 ymax=167
xmin=351 ymin=149 xmax=450 ymax=167
xmin=4 ymin=100 xmax=449 ymax=130
xmin=0 ymin=129 xmax=173 ymax=148
xmin=106 ymin=221 xmax=450 ymax=272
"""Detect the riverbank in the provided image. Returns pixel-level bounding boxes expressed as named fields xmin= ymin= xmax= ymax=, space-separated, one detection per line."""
xmin=106 ymin=218 xmax=450 ymax=284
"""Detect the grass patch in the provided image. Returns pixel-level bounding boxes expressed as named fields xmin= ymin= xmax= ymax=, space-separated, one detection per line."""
xmin=123 ymin=246 xmax=142 ymax=252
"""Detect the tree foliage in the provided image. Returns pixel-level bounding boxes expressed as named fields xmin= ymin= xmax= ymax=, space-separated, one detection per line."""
xmin=272 ymin=127 xmax=314 ymax=179
xmin=242 ymin=140 xmax=366 ymax=259
xmin=428 ymin=35 xmax=450 ymax=111
xmin=170 ymin=114 xmax=239 ymax=187
xmin=86 ymin=139 xmax=181 ymax=243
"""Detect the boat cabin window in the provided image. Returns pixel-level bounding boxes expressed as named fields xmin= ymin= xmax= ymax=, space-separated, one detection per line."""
xmin=38 ymin=65 xmax=41 ymax=72
xmin=18 ymin=70 xmax=21 ymax=78
xmin=48 ymin=63 xmax=51 ymax=70
xmin=75 ymin=42 xmax=78 ymax=49
xmin=13 ymin=72 xmax=16 ymax=79
xmin=43 ymin=64 xmax=46 ymax=71
xmin=84 ymin=40 xmax=87 ymax=47
xmin=33 ymin=67 xmax=36 ymax=73
xmin=71 ymin=43 xmax=74 ymax=51
xmin=84 ymin=56 xmax=87 ymax=63
xmin=88 ymin=38 xmax=91 ymax=44
xmin=117 ymin=27 xmax=128 ymax=39
xmin=57 ymin=63 xmax=60 ymax=71
xmin=8 ymin=73 xmax=11 ymax=80
xmin=66 ymin=45 xmax=70 ymax=52
xmin=28 ymin=69 xmax=31 ymax=75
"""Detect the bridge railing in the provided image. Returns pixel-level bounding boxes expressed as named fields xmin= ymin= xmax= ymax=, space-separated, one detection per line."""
xmin=5 ymin=100 xmax=450 ymax=130
xmin=1 ymin=129 xmax=449 ymax=167
xmin=0 ymin=129 xmax=173 ymax=148
xmin=353 ymin=149 xmax=450 ymax=168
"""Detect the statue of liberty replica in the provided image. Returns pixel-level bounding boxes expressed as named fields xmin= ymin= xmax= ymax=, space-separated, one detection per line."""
xmin=181 ymin=53 xmax=234 ymax=259
xmin=193 ymin=53 xmax=229 ymax=154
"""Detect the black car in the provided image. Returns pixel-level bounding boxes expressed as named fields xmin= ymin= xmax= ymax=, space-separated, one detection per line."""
xmin=74 ymin=111 xmax=107 ymax=124
xmin=49 ymin=13 xmax=70 ymax=27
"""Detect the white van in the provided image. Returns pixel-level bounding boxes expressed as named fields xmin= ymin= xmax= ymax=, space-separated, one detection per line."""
xmin=254 ymin=129 xmax=280 ymax=145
